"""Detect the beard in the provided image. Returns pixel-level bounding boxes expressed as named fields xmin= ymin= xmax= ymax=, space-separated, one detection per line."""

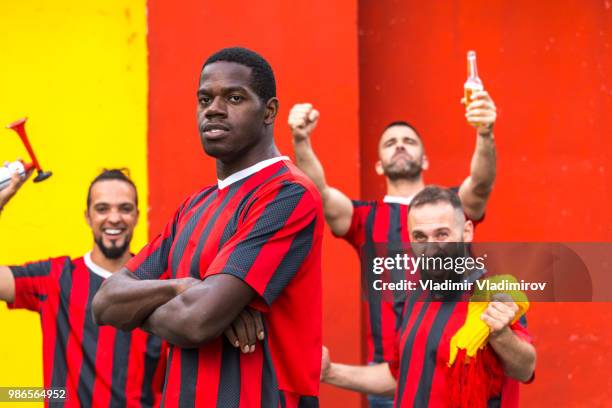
xmin=94 ymin=234 xmax=132 ymax=260
xmin=382 ymin=156 xmax=423 ymax=181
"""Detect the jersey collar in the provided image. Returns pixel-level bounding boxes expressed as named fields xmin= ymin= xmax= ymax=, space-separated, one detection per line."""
xmin=84 ymin=251 xmax=112 ymax=279
xmin=383 ymin=195 xmax=414 ymax=206
xmin=217 ymin=156 xmax=290 ymax=190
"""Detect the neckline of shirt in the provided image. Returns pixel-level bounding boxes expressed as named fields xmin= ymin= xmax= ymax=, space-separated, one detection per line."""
xmin=84 ymin=251 xmax=113 ymax=279
xmin=217 ymin=156 xmax=290 ymax=190
xmin=383 ymin=195 xmax=414 ymax=205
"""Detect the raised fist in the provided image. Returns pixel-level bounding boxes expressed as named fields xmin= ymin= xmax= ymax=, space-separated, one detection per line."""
xmin=288 ymin=103 xmax=320 ymax=142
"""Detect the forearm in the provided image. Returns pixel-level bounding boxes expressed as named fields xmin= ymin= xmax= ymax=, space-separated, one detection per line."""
xmin=292 ymin=137 xmax=329 ymax=194
xmin=92 ymin=268 xmax=182 ymax=331
xmin=0 ymin=266 xmax=15 ymax=302
xmin=488 ymin=327 xmax=536 ymax=382
xmin=143 ymin=274 xmax=256 ymax=348
xmin=469 ymin=133 xmax=496 ymax=196
xmin=323 ymin=362 xmax=396 ymax=396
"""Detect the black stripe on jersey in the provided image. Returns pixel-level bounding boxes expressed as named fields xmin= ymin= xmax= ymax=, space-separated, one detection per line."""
xmin=387 ymin=204 xmax=408 ymax=331
xmin=220 ymin=182 xmax=306 ymax=280
xmin=77 ymin=271 xmax=104 ymax=406
xmin=363 ymin=203 xmax=384 ymax=363
xmin=141 ymin=335 xmax=163 ymax=407
xmin=395 ymin=301 xmax=431 ymax=406
xmin=50 ymin=258 xmax=75 ymax=389
xmin=170 ymin=189 xmax=219 ymax=278
xmin=188 ymin=181 xmax=245 ymax=279
xmin=10 ymin=260 xmax=52 ymax=277
xmin=110 ymin=330 xmax=132 ymax=408
xmin=217 ymin=166 xmax=290 ymax=250
xmin=414 ymin=301 xmax=457 ymax=407
xmin=185 ymin=186 xmax=217 ymax=213
xmin=178 ymin=348 xmax=199 ymax=407
xmin=217 ymin=338 xmax=241 ymax=408
xmin=298 ymin=396 xmax=320 ymax=408
xmin=279 ymin=391 xmax=286 ymax=408
xmin=260 ymin=335 xmax=279 ymax=408
xmin=262 ymin=217 xmax=315 ymax=305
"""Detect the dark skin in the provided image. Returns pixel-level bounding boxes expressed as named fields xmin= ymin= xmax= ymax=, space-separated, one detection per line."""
xmin=92 ymin=61 xmax=278 ymax=350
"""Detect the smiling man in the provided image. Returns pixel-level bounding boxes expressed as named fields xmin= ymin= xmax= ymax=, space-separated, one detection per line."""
xmin=0 ymin=169 xmax=168 ymax=407
xmin=93 ymin=47 xmax=324 ymax=408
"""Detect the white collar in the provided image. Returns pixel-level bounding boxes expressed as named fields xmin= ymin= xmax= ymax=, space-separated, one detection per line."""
xmin=383 ymin=195 xmax=414 ymax=205
xmin=217 ymin=156 xmax=289 ymax=190
xmin=84 ymin=251 xmax=113 ymax=279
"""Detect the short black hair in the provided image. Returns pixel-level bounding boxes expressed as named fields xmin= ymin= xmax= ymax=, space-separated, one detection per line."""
xmin=202 ymin=47 xmax=276 ymax=103
xmin=383 ymin=121 xmax=423 ymax=143
xmin=409 ymin=185 xmax=462 ymax=213
xmin=87 ymin=168 xmax=138 ymax=209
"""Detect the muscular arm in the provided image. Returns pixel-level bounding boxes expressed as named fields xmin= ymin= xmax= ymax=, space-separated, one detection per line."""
xmin=289 ymin=104 xmax=353 ymax=236
xmin=0 ymin=266 xmax=15 ymax=302
xmin=142 ymin=274 xmax=257 ymax=348
xmin=458 ymin=91 xmax=497 ymax=221
xmin=323 ymin=361 xmax=396 ymax=396
xmin=488 ymin=327 xmax=536 ymax=382
xmin=92 ymin=268 xmax=189 ymax=331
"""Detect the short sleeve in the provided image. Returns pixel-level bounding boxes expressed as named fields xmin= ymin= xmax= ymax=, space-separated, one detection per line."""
xmin=126 ymin=201 xmax=186 ymax=280
xmin=7 ymin=259 xmax=55 ymax=311
xmin=206 ymin=181 xmax=322 ymax=307
xmin=334 ymin=200 xmax=370 ymax=248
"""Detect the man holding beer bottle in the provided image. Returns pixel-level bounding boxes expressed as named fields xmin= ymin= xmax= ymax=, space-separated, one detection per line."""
xmin=288 ymin=66 xmax=497 ymax=406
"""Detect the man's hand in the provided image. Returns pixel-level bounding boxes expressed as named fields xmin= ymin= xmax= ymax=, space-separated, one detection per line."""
xmin=481 ymin=293 xmax=518 ymax=337
xmin=0 ymin=163 xmax=32 ymax=211
xmin=320 ymin=346 xmax=331 ymax=381
xmin=462 ymin=90 xmax=497 ymax=136
xmin=288 ymin=103 xmax=320 ymax=142
xmin=224 ymin=308 xmax=265 ymax=353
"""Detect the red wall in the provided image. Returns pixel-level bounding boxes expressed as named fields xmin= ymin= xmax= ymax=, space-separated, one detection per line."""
xmin=359 ymin=0 xmax=612 ymax=406
xmin=147 ymin=1 xmax=362 ymax=406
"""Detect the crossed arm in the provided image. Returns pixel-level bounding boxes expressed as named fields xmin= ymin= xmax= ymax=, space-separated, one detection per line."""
xmin=92 ymin=269 xmax=259 ymax=349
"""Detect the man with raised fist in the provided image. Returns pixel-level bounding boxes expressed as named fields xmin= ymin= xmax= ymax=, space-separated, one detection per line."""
xmin=289 ymin=93 xmax=497 ymax=407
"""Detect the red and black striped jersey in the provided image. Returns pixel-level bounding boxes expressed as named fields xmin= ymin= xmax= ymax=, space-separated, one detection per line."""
xmin=126 ymin=157 xmax=323 ymax=408
xmin=338 ymin=195 xmax=484 ymax=364
xmin=389 ymin=281 xmax=532 ymax=408
xmin=7 ymin=254 xmax=167 ymax=407
xmin=339 ymin=199 xmax=411 ymax=364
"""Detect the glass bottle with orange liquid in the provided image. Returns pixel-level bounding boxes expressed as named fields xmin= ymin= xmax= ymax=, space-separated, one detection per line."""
xmin=464 ymin=50 xmax=483 ymax=105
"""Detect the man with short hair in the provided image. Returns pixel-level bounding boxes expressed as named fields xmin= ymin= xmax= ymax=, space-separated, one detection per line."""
xmin=93 ymin=47 xmax=323 ymax=407
xmin=320 ymin=186 xmax=536 ymax=408
xmin=0 ymin=169 xmax=168 ymax=407
xmin=289 ymin=95 xmax=497 ymax=407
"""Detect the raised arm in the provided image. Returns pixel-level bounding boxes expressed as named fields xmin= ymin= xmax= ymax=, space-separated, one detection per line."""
xmin=92 ymin=268 xmax=196 ymax=331
xmin=288 ymin=103 xmax=353 ymax=236
xmin=481 ymin=297 xmax=536 ymax=382
xmin=0 ymin=168 xmax=33 ymax=302
xmin=458 ymin=90 xmax=497 ymax=221
xmin=320 ymin=346 xmax=396 ymax=396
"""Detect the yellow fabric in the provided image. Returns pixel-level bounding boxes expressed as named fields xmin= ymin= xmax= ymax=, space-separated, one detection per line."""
xmin=448 ymin=274 xmax=529 ymax=365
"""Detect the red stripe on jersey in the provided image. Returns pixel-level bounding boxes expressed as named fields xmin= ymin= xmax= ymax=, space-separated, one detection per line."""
xmin=125 ymin=329 xmax=147 ymax=405
xmin=162 ymin=348 xmax=181 ymax=407
xmin=239 ymin=346 xmax=264 ymax=407
xmin=194 ymin=341 xmax=222 ymax=406
xmin=91 ymin=325 xmax=116 ymax=408
xmin=64 ymin=258 xmax=90 ymax=406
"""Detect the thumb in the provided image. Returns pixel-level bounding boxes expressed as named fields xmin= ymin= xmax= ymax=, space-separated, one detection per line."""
xmin=308 ymin=109 xmax=320 ymax=124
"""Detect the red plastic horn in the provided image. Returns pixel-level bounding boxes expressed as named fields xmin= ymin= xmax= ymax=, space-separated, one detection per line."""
xmin=6 ymin=117 xmax=52 ymax=183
